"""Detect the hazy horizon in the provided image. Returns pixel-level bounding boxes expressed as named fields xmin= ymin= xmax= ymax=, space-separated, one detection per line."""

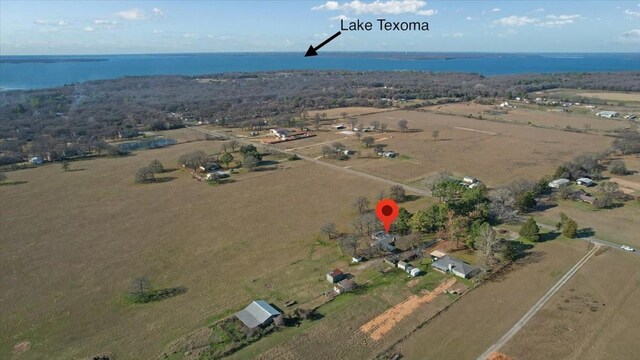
xmin=2 ymin=1 xmax=640 ymax=55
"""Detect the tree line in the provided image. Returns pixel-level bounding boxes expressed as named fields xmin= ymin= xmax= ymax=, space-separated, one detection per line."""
xmin=2 ymin=70 xmax=639 ymax=165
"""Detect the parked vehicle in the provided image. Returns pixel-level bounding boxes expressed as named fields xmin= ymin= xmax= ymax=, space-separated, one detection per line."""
xmin=621 ymin=245 xmax=635 ymax=252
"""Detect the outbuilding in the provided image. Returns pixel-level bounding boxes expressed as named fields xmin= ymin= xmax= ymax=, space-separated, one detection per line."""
xmin=397 ymin=261 xmax=409 ymax=270
xmin=576 ymin=178 xmax=594 ymax=187
xmin=334 ymin=279 xmax=357 ymax=294
xmin=235 ymin=300 xmax=281 ymax=330
xmin=548 ymin=178 xmax=570 ymax=188
xmin=430 ymin=250 xmax=447 ymax=261
xmin=30 ymin=156 xmax=43 ymax=165
xmin=409 ymin=268 xmax=421 ymax=277
xmin=326 ymin=269 xmax=345 ymax=283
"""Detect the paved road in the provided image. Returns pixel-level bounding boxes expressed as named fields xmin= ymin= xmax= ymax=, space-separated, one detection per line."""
xmin=187 ymin=126 xmax=432 ymax=196
xmin=476 ymin=244 xmax=600 ymax=360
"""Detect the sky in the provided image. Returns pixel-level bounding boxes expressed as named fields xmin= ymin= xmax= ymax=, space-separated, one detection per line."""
xmin=1 ymin=0 xmax=639 ymax=55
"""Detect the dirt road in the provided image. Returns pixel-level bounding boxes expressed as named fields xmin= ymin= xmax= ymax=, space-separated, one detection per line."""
xmin=187 ymin=126 xmax=432 ymax=196
xmin=476 ymin=245 xmax=600 ymax=360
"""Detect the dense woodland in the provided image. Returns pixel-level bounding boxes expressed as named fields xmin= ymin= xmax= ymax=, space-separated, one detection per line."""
xmin=1 ymin=70 xmax=639 ymax=164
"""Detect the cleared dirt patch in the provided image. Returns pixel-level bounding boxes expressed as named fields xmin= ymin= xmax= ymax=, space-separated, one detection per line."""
xmin=360 ymin=278 xmax=457 ymax=341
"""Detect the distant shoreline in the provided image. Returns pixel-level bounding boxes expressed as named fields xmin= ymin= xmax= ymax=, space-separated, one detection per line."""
xmin=2 ymin=52 xmax=638 ymax=90
xmin=0 ymin=58 xmax=108 ymax=64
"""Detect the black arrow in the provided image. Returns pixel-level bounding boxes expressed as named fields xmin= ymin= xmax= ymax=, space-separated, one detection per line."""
xmin=305 ymin=31 xmax=342 ymax=57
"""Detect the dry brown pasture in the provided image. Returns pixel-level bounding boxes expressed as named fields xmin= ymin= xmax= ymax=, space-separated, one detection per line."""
xmin=501 ymin=250 xmax=640 ymax=360
xmin=576 ymin=91 xmax=640 ymax=102
xmin=308 ymin=106 xmax=394 ymax=120
xmin=392 ymin=239 xmax=590 ymax=360
xmin=431 ymin=102 xmax=629 ymax=131
xmin=148 ymin=128 xmax=210 ymax=143
xmin=280 ymin=109 xmax=612 ymax=187
xmin=0 ymin=141 xmax=392 ymax=359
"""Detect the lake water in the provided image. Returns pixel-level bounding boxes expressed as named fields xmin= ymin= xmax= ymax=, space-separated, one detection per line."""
xmin=1 ymin=52 xmax=639 ymax=90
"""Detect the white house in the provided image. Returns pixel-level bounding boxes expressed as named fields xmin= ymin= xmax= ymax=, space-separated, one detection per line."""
xmin=409 ymin=268 xmax=421 ymax=277
xmin=270 ymin=128 xmax=289 ymax=139
xmin=596 ymin=111 xmax=619 ymax=118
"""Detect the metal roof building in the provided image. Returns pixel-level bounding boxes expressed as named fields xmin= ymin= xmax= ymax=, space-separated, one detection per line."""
xmin=235 ymin=300 xmax=281 ymax=329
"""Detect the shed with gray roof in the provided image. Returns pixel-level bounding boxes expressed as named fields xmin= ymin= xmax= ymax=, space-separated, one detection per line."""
xmin=235 ymin=300 xmax=281 ymax=329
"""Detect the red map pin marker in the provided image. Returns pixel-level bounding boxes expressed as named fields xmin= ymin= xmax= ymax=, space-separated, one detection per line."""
xmin=375 ymin=198 xmax=399 ymax=234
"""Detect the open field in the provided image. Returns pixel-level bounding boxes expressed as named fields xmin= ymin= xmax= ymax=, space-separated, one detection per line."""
xmin=430 ymin=102 xmax=630 ymax=131
xmin=501 ymin=250 xmax=640 ymax=360
xmin=576 ymin=91 xmax=640 ymax=103
xmin=148 ymin=128 xmax=210 ymax=143
xmin=390 ymin=239 xmax=590 ymax=360
xmin=308 ymin=106 xmax=394 ymax=120
xmin=274 ymin=109 xmax=612 ymax=187
xmin=0 ymin=142 xmax=394 ymax=359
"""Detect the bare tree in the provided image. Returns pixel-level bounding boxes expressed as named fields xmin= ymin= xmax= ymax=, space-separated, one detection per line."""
xmin=432 ymin=129 xmax=440 ymax=141
xmin=397 ymin=119 xmax=409 ymax=133
xmin=369 ymin=120 xmax=381 ymax=130
xmin=135 ymin=166 xmax=155 ymax=183
xmin=389 ymin=185 xmax=406 ymax=202
xmin=130 ymin=276 xmax=151 ymax=299
xmin=313 ymin=113 xmax=321 ymax=130
xmin=474 ymin=224 xmax=501 ymax=270
xmin=340 ymin=234 xmax=359 ymax=256
xmin=353 ymin=196 xmax=370 ymax=214
xmin=348 ymin=117 xmax=358 ymax=130
xmin=61 ymin=161 xmax=70 ymax=171
xmin=220 ymin=142 xmax=229 ymax=153
xmin=380 ymin=122 xmax=388 ymax=133
xmin=351 ymin=216 xmax=365 ymax=236
xmin=362 ymin=136 xmax=375 ymax=148
xmin=362 ymin=212 xmax=381 ymax=235
xmin=321 ymin=223 xmax=338 ymax=239
xmin=228 ymin=140 xmax=240 ymax=152
xmin=488 ymin=188 xmax=518 ymax=223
